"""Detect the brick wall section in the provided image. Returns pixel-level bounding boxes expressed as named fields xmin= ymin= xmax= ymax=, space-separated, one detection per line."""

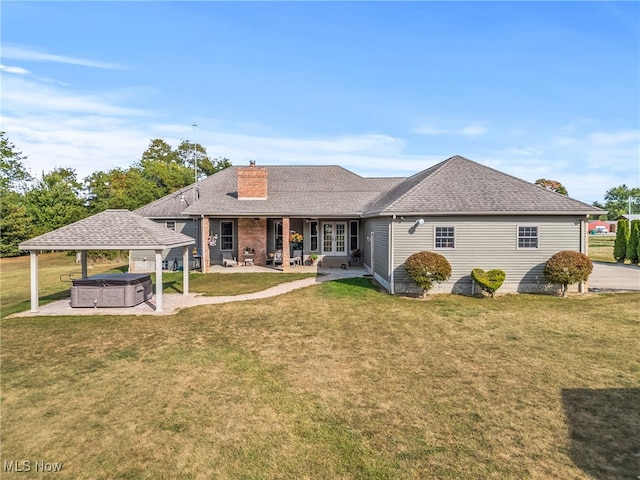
xmin=237 ymin=218 xmax=267 ymax=265
xmin=237 ymin=165 xmax=268 ymax=199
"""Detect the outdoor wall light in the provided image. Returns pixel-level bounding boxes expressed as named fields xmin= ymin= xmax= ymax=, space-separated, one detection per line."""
xmin=415 ymin=219 xmax=425 ymax=226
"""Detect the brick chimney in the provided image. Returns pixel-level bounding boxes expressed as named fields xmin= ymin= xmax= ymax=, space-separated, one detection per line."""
xmin=237 ymin=161 xmax=268 ymax=199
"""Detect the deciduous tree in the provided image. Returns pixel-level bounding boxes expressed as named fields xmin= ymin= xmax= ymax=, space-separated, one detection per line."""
xmin=534 ymin=178 xmax=568 ymax=196
xmin=25 ymin=168 xmax=87 ymax=237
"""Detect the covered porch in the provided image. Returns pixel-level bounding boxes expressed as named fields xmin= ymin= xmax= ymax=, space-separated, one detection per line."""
xmin=201 ymin=216 xmax=362 ymax=271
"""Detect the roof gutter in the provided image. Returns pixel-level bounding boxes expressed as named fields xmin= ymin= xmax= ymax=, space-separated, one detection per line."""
xmin=362 ymin=210 xmax=605 ymax=218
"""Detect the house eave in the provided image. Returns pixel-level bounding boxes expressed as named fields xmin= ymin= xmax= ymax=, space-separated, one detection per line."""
xmin=362 ymin=210 xmax=603 ymax=218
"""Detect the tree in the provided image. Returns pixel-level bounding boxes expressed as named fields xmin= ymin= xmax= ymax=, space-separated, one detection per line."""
xmin=601 ymin=185 xmax=640 ymax=220
xmin=0 ymin=132 xmax=34 ymax=257
xmin=25 ymin=168 xmax=87 ymax=237
xmin=404 ymin=251 xmax=452 ymax=298
xmin=136 ymin=138 xmax=230 ymax=197
xmin=534 ymin=178 xmax=568 ymax=196
xmin=543 ymin=251 xmax=593 ymax=297
xmin=85 ymin=167 xmax=158 ymax=213
xmin=0 ymin=131 xmax=32 ymax=193
xmin=628 ymin=220 xmax=640 ymax=264
xmin=613 ymin=218 xmax=629 ymax=263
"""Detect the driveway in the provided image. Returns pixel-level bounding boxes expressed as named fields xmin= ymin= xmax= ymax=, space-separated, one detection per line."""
xmin=589 ymin=262 xmax=640 ymax=291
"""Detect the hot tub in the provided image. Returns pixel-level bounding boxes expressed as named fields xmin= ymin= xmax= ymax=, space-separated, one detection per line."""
xmin=71 ymin=273 xmax=152 ymax=308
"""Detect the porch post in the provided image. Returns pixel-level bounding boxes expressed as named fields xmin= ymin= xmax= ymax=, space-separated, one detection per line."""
xmin=182 ymin=245 xmax=189 ymax=295
xmin=155 ymin=249 xmax=163 ymax=312
xmin=29 ymin=251 xmax=39 ymax=313
xmin=202 ymin=216 xmax=210 ymax=273
xmin=282 ymin=216 xmax=290 ymax=272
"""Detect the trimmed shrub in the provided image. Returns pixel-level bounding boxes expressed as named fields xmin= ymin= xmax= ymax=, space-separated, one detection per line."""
xmin=628 ymin=220 xmax=640 ymax=264
xmin=471 ymin=268 xmax=506 ymax=298
xmin=543 ymin=251 xmax=593 ymax=297
xmin=613 ymin=219 xmax=629 ymax=262
xmin=404 ymin=251 xmax=451 ymax=298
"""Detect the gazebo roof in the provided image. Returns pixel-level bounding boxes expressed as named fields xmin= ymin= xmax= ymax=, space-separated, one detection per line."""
xmin=19 ymin=209 xmax=195 ymax=251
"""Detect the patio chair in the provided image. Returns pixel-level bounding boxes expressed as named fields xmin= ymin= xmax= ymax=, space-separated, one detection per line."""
xmin=291 ymin=249 xmax=302 ymax=266
xmin=222 ymin=252 xmax=237 ymax=267
xmin=273 ymin=250 xmax=283 ymax=266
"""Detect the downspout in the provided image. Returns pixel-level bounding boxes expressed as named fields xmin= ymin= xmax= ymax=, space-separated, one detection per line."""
xmin=389 ymin=215 xmax=395 ymax=294
xmin=580 ymin=215 xmax=588 ymax=293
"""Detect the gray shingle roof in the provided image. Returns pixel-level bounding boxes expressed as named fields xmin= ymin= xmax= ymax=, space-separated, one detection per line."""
xmin=134 ymin=157 xmax=603 ymax=219
xmin=364 ymin=155 xmax=603 ymax=216
xmin=19 ymin=209 xmax=195 ymax=250
xmin=173 ymin=166 xmax=404 ymax=217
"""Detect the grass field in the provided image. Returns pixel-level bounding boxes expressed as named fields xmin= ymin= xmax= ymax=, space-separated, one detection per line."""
xmin=1 ymin=263 xmax=638 ymax=478
xmin=588 ymin=234 xmax=616 ymax=263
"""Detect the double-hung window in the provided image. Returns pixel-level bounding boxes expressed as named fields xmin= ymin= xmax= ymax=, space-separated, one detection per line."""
xmin=435 ymin=226 xmax=455 ymax=249
xmin=220 ymin=221 xmax=234 ymax=251
xmin=518 ymin=226 xmax=538 ymax=248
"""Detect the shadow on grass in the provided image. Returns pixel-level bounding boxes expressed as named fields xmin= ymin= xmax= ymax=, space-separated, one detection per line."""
xmin=1 ymin=289 xmax=71 ymax=319
xmin=562 ymin=388 xmax=640 ymax=479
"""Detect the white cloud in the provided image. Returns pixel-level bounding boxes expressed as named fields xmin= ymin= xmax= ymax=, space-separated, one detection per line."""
xmin=588 ymin=130 xmax=640 ymax=146
xmin=414 ymin=123 xmax=488 ymax=137
xmin=0 ymin=64 xmax=31 ymax=75
xmin=2 ymin=45 xmax=124 ymax=70
xmin=2 ymin=75 xmax=147 ymax=116
xmin=506 ymin=147 xmax=545 ymax=156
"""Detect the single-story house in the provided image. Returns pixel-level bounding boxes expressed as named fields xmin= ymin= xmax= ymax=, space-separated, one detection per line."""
xmin=133 ymin=155 xmax=604 ymax=295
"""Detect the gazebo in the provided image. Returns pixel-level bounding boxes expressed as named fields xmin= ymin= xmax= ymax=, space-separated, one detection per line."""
xmin=18 ymin=209 xmax=195 ymax=313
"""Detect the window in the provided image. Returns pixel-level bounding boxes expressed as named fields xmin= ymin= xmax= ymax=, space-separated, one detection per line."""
xmin=309 ymin=221 xmax=318 ymax=251
xmin=435 ymin=226 xmax=455 ymax=248
xmin=275 ymin=221 xmax=283 ymax=250
xmin=349 ymin=220 xmax=359 ymax=252
xmin=220 ymin=221 xmax=234 ymax=250
xmin=165 ymin=221 xmax=176 ymax=231
xmin=518 ymin=226 xmax=538 ymax=248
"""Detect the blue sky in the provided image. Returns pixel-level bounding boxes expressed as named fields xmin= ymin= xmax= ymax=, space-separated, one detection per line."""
xmin=2 ymin=1 xmax=639 ymax=204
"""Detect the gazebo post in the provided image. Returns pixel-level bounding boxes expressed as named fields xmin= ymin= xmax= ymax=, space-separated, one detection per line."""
xmin=29 ymin=251 xmax=39 ymax=313
xmin=81 ymin=251 xmax=88 ymax=278
xmin=182 ymin=245 xmax=189 ymax=295
xmin=155 ymin=249 xmax=163 ymax=312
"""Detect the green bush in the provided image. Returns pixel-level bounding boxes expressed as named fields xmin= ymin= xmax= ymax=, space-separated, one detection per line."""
xmin=543 ymin=251 xmax=593 ymax=297
xmin=471 ymin=268 xmax=506 ymax=298
xmin=628 ymin=220 xmax=640 ymax=264
xmin=613 ymin=219 xmax=629 ymax=262
xmin=404 ymin=251 xmax=451 ymax=298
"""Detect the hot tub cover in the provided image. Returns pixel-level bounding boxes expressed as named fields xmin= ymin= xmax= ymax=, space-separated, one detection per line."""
xmin=72 ymin=273 xmax=151 ymax=287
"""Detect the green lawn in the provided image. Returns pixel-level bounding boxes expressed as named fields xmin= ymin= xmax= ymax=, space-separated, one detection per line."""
xmin=2 ymin=275 xmax=638 ymax=479
xmin=588 ymin=234 xmax=616 ymax=263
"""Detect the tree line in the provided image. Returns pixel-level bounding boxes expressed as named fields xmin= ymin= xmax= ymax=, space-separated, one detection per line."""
xmin=2 ymin=131 xmax=639 ymax=257
xmin=0 ymin=131 xmax=231 ymax=257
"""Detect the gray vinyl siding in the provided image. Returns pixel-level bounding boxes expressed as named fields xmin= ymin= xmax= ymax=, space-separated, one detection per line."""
xmin=362 ymin=218 xmax=390 ymax=289
xmin=130 ymin=219 xmax=199 ymax=272
xmin=391 ymin=215 xmax=587 ymax=295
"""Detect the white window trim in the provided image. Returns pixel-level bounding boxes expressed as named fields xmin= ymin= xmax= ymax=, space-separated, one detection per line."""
xmin=517 ymin=225 xmax=539 ymax=249
xmin=220 ymin=221 xmax=234 ymax=251
xmin=434 ymin=226 xmax=456 ymax=249
xmin=165 ymin=221 xmax=176 ymax=231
